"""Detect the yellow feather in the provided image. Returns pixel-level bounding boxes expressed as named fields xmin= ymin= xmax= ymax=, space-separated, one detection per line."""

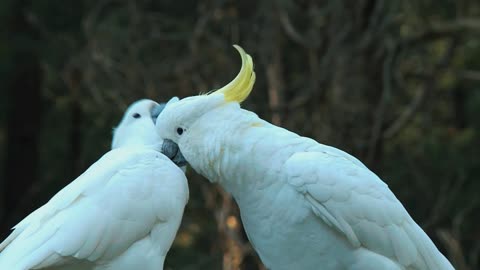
xmin=215 ymin=45 xmax=256 ymax=103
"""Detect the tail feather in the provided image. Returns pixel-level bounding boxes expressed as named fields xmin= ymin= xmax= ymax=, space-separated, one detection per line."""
xmin=0 ymin=220 xmax=59 ymax=269
xmin=405 ymin=223 xmax=454 ymax=270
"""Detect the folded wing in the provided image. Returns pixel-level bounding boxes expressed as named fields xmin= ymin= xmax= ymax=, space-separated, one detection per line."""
xmin=285 ymin=151 xmax=453 ymax=270
xmin=0 ymin=148 xmax=175 ymax=270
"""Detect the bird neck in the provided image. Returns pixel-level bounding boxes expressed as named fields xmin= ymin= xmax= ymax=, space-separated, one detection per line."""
xmin=183 ymin=106 xmax=302 ymax=199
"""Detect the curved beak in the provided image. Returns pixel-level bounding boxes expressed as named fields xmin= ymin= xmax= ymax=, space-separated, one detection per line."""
xmin=151 ymin=103 xmax=166 ymax=124
xmin=161 ymin=139 xmax=187 ymax=167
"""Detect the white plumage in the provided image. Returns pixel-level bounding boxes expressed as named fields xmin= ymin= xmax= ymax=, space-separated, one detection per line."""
xmin=0 ymin=99 xmax=188 ymax=270
xmin=155 ymin=46 xmax=454 ymax=270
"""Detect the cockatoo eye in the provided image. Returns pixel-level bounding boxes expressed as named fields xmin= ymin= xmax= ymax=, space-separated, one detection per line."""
xmin=132 ymin=113 xmax=141 ymax=119
xmin=176 ymin=127 xmax=184 ymax=135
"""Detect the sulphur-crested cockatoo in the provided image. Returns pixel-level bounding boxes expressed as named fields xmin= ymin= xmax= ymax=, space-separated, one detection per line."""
xmin=155 ymin=46 xmax=454 ymax=270
xmin=0 ymin=98 xmax=189 ymax=270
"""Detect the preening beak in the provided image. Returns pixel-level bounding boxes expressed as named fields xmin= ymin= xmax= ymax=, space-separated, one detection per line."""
xmin=161 ymin=139 xmax=187 ymax=167
xmin=151 ymin=103 xmax=166 ymax=124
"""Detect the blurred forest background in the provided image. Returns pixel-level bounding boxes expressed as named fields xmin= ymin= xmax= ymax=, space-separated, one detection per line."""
xmin=0 ymin=0 xmax=479 ymax=269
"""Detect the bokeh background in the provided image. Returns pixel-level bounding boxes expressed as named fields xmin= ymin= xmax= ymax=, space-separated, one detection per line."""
xmin=1 ymin=0 xmax=479 ymax=269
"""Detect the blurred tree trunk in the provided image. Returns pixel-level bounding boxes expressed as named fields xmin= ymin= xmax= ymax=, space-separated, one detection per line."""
xmin=452 ymin=86 xmax=466 ymax=130
xmin=65 ymin=67 xmax=84 ymax=178
xmin=1 ymin=0 xmax=42 ymax=238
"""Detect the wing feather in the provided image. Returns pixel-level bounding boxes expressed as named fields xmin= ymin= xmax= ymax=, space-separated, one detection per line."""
xmin=0 ymin=148 xmax=178 ymax=269
xmin=285 ymin=151 xmax=454 ymax=270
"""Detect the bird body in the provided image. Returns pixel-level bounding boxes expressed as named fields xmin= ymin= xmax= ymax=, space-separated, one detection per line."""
xmin=156 ymin=46 xmax=454 ymax=270
xmin=0 ymin=99 xmax=188 ymax=270
xmin=171 ymin=103 xmax=452 ymax=270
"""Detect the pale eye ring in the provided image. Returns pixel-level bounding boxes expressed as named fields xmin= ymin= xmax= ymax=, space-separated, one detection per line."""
xmin=132 ymin=113 xmax=141 ymax=119
xmin=176 ymin=127 xmax=184 ymax=135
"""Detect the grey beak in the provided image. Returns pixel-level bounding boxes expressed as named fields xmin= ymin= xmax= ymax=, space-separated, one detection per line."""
xmin=151 ymin=103 xmax=166 ymax=124
xmin=161 ymin=139 xmax=187 ymax=167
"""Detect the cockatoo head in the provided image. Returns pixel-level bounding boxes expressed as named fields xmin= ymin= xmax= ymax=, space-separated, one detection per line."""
xmin=111 ymin=98 xmax=178 ymax=149
xmin=156 ymin=45 xmax=256 ymax=168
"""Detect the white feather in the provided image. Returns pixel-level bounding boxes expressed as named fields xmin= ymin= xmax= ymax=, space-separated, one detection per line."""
xmin=0 ymin=99 xmax=188 ymax=270
xmin=155 ymin=97 xmax=454 ymax=270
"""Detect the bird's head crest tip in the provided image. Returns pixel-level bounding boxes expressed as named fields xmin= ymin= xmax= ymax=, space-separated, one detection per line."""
xmin=211 ymin=45 xmax=256 ymax=104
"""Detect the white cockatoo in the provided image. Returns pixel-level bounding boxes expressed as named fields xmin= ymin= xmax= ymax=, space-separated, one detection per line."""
xmin=155 ymin=46 xmax=454 ymax=270
xmin=0 ymin=98 xmax=189 ymax=270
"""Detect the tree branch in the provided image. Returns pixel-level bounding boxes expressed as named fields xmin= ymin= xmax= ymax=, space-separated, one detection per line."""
xmin=459 ymin=70 xmax=480 ymax=81
xmin=383 ymin=39 xmax=458 ymax=139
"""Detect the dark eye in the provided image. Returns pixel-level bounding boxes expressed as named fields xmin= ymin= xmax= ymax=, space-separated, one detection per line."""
xmin=132 ymin=113 xmax=141 ymax=119
xmin=176 ymin=127 xmax=184 ymax=135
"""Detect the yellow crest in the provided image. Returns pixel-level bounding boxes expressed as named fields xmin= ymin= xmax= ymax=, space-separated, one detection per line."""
xmin=215 ymin=45 xmax=256 ymax=103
